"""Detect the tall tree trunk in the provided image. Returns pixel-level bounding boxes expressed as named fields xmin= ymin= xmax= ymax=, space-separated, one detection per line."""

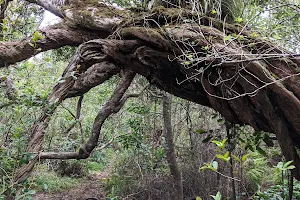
xmin=226 ymin=122 xmax=236 ymax=200
xmin=229 ymin=151 xmax=236 ymax=200
xmin=163 ymin=93 xmax=183 ymax=200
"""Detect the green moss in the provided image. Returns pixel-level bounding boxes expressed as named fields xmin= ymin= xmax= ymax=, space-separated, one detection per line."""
xmin=151 ymin=5 xmax=165 ymax=14
xmin=120 ymin=27 xmax=172 ymax=50
xmin=64 ymin=1 xmax=130 ymax=21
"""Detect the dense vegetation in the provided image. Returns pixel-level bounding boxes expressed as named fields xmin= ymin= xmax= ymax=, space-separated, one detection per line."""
xmin=1 ymin=0 xmax=300 ymax=199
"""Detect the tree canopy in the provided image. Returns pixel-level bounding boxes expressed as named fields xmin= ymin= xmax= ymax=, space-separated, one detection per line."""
xmin=1 ymin=0 xmax=300 ymax=193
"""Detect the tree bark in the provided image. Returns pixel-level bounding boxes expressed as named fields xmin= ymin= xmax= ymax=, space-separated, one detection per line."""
xmin=0 ymin=0 xmax=299 ymax=184
xmin=163 ymin=93 xmax=183 ymax=200
xmin=226 ymin=123 xmax=236 ymax=200
xmin=0 ymin=24 xmax=109 ymax=68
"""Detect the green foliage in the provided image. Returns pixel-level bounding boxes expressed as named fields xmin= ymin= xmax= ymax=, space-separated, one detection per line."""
xmin=117 ymin=102 xmax=150 ymax=150
xmin=216 ymin=151 xmax=230 ymax=162
xmin=105 ymin=173 xmax=127 ymax=198
xmin=243 ymin=0 xmax=300 ymax=50
xmin=211 ymin=138 xmax=227 ymax=149
xmin=1 ymin=0 xmax=43 ymax=41
xmin=199 ymin=161 xmax=218 ymax=171
xmin=29 ymin=31 xmax=45 ymax=51
xmin=254 ymin=181 xmax=300 ymax=200
xmin=0 ymin=178 xmax=36 ymax=199
xmin=86 ymin=161 xmax=105 ymax=171
xmin=1 ymin=1 xmax=300 ymax=199
xmin=275 ymin=161 xmax=296 ymax=172
xmin=244 ymin=155 xmax=267 ymax=185
xmin=0 ymin=146 xmax=33 ymax=197
xmin=50 ymin=46 xmax=77 ymax=62
xmin=33 ymin=172 xmax=83 ymax=192
xmin=210 ymin=191 xmax=222 ymax=200
xmin=274 ymin=161 xmax=295 ymax=184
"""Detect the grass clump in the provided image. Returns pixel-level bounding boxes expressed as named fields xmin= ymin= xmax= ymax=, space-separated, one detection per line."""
xmin=86 ymin=161 xmax=105 ymax=172
xmin=33 ymin=171 xmax=84 ymax=192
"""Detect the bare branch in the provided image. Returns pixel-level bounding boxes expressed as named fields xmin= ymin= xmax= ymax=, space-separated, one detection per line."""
xmin=60 ymin=95 xmax=84 ymax=137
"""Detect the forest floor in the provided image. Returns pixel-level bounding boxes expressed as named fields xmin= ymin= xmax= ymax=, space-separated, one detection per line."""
xmin=33 ymin=172 xmax=108 ymax=200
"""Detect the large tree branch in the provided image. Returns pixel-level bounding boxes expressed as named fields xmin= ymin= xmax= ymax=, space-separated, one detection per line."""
xmin=7 ymin=2 xmax=300 ymax=183
xmin=66 ymin=62 xmax=120 ymax=98
xmin=26 ymin=0 xmax=65 ymax=18
xmin=39 ymin=134 xmax=122 ymax=159
xmin=12 ymin=42 xmax=120 ymax=184
xmin=0 ymin=23 xmax=110 ymax=68
xmin=38 ymin=69 xmax=136 ymax=160
xmin=26 ymin=0 xmax=125 ymax=31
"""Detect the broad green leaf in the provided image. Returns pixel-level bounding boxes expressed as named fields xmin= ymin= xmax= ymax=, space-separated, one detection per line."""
xmin=196 ymin=197 xmax=202 ymax=200
xmin=241 ymin=154 xmax=249 ymax=162
xmin=224 ymin=151 xmax=229 ymax=158
xmin=231 ymin=154 xmax=241 ymax=162
xmin=212 ymin=161 xmax=218 ymax=170
xmin=199 ymin=164 xmax=210 ymax=171
xmin=29 ymin=43 xmax=35 ymax=48
xmin=283 ymin=160 xmax=294 ymax=168
xmin=33 ymin=31 xmax=39 ymax=42
xmin=211 ymin=191 xmax=222 ymax=200
xmin=199 ymin=163 xmax=217 ymax=171
xmin=286 ymin=165 xmax=296 ymax=170
xmin=211 ymin=139 xmax=227 ymax=148
xmin=216 ymin=152 xmax=230 ymax=162
xmin=276 ymin=162 xmax=283 ymax=169
xmin=215 ymin=191 xmax=222 ymax=200
xmin=221 ymin=139 xmax=227 ymax=146
xmin=211 ymin=140 xmax=222 ymax=147
xmin=26 ymin=190 xmax=36 ymax=195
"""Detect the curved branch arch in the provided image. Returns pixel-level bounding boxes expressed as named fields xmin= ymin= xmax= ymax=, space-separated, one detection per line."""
xmin=2 ymin=0 xmax=300 ymax=187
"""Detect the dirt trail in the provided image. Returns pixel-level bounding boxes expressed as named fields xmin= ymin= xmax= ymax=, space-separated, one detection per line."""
xmin=33 ymin=173 xmax=108 ymax=200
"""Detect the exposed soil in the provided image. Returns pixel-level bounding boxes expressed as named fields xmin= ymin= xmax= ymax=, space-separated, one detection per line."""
xmin=33 ymin=173 xmax=108 ymax=200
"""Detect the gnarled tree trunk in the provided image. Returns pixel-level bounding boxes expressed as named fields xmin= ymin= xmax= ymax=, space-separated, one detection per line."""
xmin=163 ymin=93 xmax=183 ymax=200
xmin=0 ymin=0 xmax=300 ymax=194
